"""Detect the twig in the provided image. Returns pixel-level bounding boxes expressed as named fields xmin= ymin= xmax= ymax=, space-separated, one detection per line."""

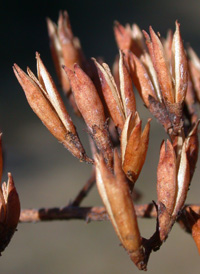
xmin=19 ymin=204 xmax=200 ymax=223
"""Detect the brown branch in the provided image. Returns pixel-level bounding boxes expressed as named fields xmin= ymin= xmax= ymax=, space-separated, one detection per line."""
xmin=20 ymin=206 xmax=108 ymax=223
xmin=19 ymin=203 xmax=200 ymax=223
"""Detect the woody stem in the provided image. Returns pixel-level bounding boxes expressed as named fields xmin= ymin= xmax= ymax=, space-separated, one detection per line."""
xmin=19 ymin=203 xmax=199 ymax=223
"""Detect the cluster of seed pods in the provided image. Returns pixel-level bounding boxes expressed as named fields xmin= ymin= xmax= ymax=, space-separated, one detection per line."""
xmin=13 ymin=11 xmax=200 ymax=270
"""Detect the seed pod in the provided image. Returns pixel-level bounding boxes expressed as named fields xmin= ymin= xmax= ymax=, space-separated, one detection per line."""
xmin=47 ymin=11 xmax=85 ymax=95
xmin=185 ymin=121 xmax=199 ymax=180
xmin=114 ymin=21 xmax=133 ymax=52
xmin=148 ymin=26 xmax=174 ymax=104
xmin=171 ymin=21 xmax=188 ymax=104
xmin=121 ymin=112 xmax=151 ymax=184
xmin=130 ymin=22 xmax=188 ymax=136
xmin=0 ymin=173 xmax=20 ymax=254
xmin=114 ymin=21 xmax=145 ymax=57
xmin=156 ymin=138 xmax=190 ymax=242
xmin=46 ymin=17 xmax=70 ymax=93
xmin=13 ymin=54 xmax=91 ymax=163
xmin=93 ymin=52 xmax=136 ymax=133
xmin=127 ymin=51 xmax=157 ymax=107
xmin=95 ymin=150 xmax=146 ymax=270
xmin=64 ymin=64 xmax=113 ymax=168
xmin=157 ymin=140 xmax=177 ymax=216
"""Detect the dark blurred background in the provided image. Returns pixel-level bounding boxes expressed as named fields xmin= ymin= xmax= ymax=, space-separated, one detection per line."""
xmin=0 ymin=0 xmax=200 ymax=273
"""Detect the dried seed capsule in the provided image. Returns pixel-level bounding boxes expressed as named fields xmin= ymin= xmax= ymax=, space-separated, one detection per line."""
xmin=95 ymin=150 xmax=146 ymax=270
xmin=93 ymin=52 xmax=136 ymax=133
xmin=13 ymin=54 xmax=91 ymax=163
xmin=0 ymin=173 xmax=20 ymax=254
xmin=64 ymin=64 xmax=113 ymax=168
xmin=121 ymin=112 xmax=151 ymax=184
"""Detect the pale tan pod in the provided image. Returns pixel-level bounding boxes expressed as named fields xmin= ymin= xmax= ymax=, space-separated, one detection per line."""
xmin=13 ymin=64 xmax=68 ymax=143
xmin=95 ymin=151 xmax=146 ymax=270
xmin=149 ymin=27 xmax=174 ymax=104
xmin=172 ymin=142 xmax=190 ymax=217
xmin=171 ymin=21 xmax=188 ymax=103
xmin=36 ymin=53 xmax=76 ymax=134
xmin=64 ymin=64 xmax=106 ymax=130
xmin=157 ymin=140 xmax=177 ymax=215
xmin=128 ymin=52 xmax=157 ymax=107
xmin=121 ymin=113 xmax=150 ymax=183
xmin=58 ymin=11 xmax=81 ymax=69
xmin=64 ymin=64 xmax=113 ymax=168
xmin=13 ymin=63 xmax=90 ymax=162
xmin=93 ymin=58 xmax=125 ymax=131
xmin=46 ymin=17 xmax=69 ymax=92
xmin=119 ymin=50 xmax=136 ymax=117
xmin=114 ymin=21 xmax=132 ymax=51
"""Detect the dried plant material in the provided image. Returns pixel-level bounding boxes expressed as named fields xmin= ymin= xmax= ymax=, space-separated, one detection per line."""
xmin=119 ymin=51 xmax=136 ymax=117
xmin=114 ymin=21 xmax=145 ymax=57
xmin=162 ymin=29 xmax=173 ymax=62
xmin=185 ymin=120 xmax=199 ymax=180
xmin=156 ymin=136 xmax=192 ymax=243
xmin=93 ymin=59 xmax=125 ymax=131
xmin=157 ymin=140 xmax=177 ymax=216
xmin=127 ymin=51 xmax=157 ymax=107
xmin=114 ymin=22 xmax=133 ymax=51
xmin=188 ymin=46 xmax=200 ymax=102
xmin=95 ymin=150 xmax=146 ymax=270
xmin=185 ymin=73 xmax=198 ymax=125
xmin=131 ymin=24 xmax=147 ymax=54
xmin=148 ymin=26 xmax=174 ymax=103
xmin=46 ymin=17 xmax=70 ymax=94
xmin=11 ymin=9 xmax=200 ymax=271
xmin=47 ymin=11 xmax=85 ymax=95
xmin=121 ymin=112 xmax=151 ymax=184
xmin=129 ymin=22 xmax=188 ymax=137
xmin=64 ymin=64 xmax=113 ymax=168
xmin=0 ymin=173 xmax=20 ymax=254
xmin=171 ymin=22 xmax=188 ymax=104
xmin=112 ymin=55 xmax=120 ymax=89
xmin=93 ymin=51 xmax=136 ymax=133
xmin=13 ymin=54 xmax=91 ymax=163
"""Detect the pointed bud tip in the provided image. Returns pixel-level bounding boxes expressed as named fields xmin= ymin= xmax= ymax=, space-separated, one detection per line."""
xmin=35 ymin=52 xmax=41 ymax=60
xmin=13 ymin=63 xmax=19 ymax=73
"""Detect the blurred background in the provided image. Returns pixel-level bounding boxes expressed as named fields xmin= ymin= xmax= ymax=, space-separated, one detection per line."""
xmin=1 ymin=0 xmax=200 ymax=273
